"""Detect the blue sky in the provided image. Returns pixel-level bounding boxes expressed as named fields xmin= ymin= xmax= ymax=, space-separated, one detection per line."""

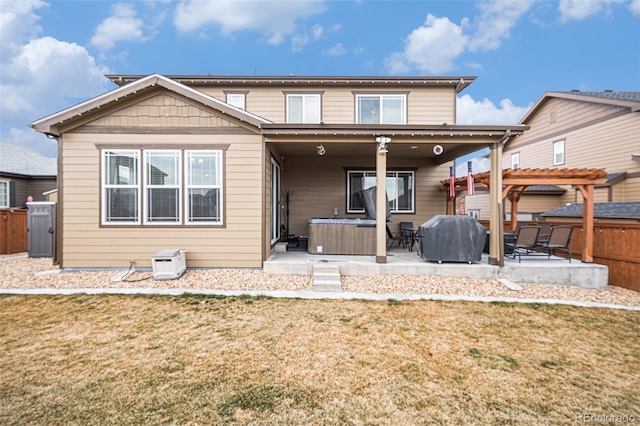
xmin=2 ymin=0 xmax=639 ymax=171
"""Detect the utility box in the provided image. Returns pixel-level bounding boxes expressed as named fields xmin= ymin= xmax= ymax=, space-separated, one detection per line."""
xmin=151 ymin=248 xmax=186 ymax=280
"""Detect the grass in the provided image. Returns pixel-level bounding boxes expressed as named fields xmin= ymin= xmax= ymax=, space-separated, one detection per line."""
xmin=0 ymin=294 xmax=638 ymax=425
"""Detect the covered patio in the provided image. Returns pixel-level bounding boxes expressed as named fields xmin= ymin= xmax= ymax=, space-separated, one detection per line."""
xmin=264 ymin=243 xmax=608 ymax=290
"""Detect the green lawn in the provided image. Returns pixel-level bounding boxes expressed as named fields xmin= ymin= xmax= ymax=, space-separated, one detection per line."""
xmin=1 ymin=294 xmax=638 ymax=425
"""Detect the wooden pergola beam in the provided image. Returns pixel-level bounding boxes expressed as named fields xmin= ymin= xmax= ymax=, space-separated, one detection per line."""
xmin=440 ymin=167 xmax=607 ymax=264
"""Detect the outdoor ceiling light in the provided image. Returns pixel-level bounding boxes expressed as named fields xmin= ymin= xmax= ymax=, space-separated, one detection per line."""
xmin=433 ymin=144 xmax=444 ymax=155
xmin=317 ymin=144 xmax=326 ymax=156
xmin=376 ymin=135 xmax=391 ymax=152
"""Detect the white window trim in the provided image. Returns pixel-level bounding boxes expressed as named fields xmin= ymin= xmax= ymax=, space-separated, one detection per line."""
xmin=185 ymin=150 xmax=223 ymax=226
xmin=355 ymin=94 xmax=407 ymax=124
xmin=0 ymin=180 xmax=9 ymax=208
xmin=286 ymin=93 xmax=321 ymax=123
xmin=270 ymin=157 xmax=281 ymax=245
xmin=102 ymin=149 xmax=223 ymax=226
xmin=553 ymin=140 xmax=565 ymax=166
xmin=102 ymin=149 xmax=141 ymax=225
xmin=347 ymin=170 xmax=415 ymax=214
xmin=226 ymin=93 xmax=245 ymax=110
xmin=511 ymin=152 xmax=520 ymax=170
xmin=143 ymin=150 xmax=181 ymax=225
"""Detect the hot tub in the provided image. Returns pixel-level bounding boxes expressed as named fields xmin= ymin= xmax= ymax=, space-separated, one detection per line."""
xmin=308 ymin=218 xmax=376 ymax=255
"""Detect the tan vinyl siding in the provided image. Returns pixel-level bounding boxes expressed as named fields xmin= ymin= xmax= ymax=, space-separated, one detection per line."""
xmin=60 ymin=132 xmax=263 ymax=269
xmin=281 ymin=157 xmax=449 ymax=237
xmin=199 ymin=85 xmax=457 ymax=125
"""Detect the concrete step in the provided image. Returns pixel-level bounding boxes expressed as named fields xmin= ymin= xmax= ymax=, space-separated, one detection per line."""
xmin=313 ymin=264 xmax=342 ymax=292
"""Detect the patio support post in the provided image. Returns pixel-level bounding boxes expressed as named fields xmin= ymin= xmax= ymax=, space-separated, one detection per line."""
xmin=375 ymin=137 xmax=388 ymax=263
xmin=489 ymin=142 xmax=504 ymax=266
xmin=577 ymin=184 xmax=595 ymax=263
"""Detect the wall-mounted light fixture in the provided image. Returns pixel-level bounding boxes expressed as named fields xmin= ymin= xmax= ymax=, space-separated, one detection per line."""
xmin=376 ymin=135 xmax=391 ymax=153
xmin=316 ymin=144 xmax=326 ymax=156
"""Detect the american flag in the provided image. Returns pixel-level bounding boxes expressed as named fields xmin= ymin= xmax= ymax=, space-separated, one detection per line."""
xmin=467 ymin=161 xmax=475 ymax=195
xmin=449 ymin=166 xmax=455 ymax=198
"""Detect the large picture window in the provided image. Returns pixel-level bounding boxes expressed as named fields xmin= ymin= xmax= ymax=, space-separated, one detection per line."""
xmin=286 ymin=94 xmax=321 ymax=123
xmin=356 ymin=94 xmax=406 ymax=124
xmin=102 ymin=149 xmax=223 ymax=225
xmin=347 ymin=170 xmax=414 ymax=214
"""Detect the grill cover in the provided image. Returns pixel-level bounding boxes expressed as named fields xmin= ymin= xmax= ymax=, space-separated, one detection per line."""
xmin=418 ymin=215 xmax=486 ymax=263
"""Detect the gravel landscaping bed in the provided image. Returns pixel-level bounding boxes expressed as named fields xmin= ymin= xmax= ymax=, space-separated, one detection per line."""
xmin=2 ymin=254 xmax=639 ymax=308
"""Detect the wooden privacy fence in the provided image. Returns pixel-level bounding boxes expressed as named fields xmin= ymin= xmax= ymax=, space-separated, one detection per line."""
xmin=479 ymin=220 xmax=640 ymax=292
xmin=0 ymin=209 xmax=27 ymax=255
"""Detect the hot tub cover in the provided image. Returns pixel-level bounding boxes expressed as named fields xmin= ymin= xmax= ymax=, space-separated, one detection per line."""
xmin=418 ymin=215 xmax=486 ymax=263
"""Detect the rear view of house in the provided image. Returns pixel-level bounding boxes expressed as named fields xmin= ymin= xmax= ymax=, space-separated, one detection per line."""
xmin=31 ymin=74 xmax=527 ymax=270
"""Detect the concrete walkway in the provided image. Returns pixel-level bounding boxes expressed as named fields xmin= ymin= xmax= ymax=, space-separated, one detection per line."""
xmin=2 ymin=287 xmax=639 ymax=311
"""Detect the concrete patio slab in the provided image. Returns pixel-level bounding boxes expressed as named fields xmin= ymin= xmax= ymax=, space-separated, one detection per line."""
xmin=264 ymin=244 xmax=608 ymax=290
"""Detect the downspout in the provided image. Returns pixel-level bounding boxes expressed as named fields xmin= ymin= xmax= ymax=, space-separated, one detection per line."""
xmin=44 ymin=132 xmax=62 ymax=266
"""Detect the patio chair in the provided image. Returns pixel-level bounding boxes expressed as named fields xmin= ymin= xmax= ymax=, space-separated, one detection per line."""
xmin=399 ymin=222 xmax=415 ymax=250
xmin=386 ymin=224 xmax=404 ymax=250
xmin=536 ymin=225 xmax=573 ymax=262
xmin=506 ymin=226 xmax=540 ymax=263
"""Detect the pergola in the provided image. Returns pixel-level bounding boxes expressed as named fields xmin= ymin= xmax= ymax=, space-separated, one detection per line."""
xmin=441 ymin=167 xmax=607 ymax=264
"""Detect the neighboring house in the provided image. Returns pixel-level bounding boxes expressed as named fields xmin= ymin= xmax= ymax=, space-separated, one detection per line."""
xmin=0 ymin=142 xmax=57 ymax=208
xmin=466 ymin=91 xmax=640 ymax=220
xmin=30 ymin=73 xmax=526 ymax=269
xmin=542 ymin=202 xmax=640 ymax=224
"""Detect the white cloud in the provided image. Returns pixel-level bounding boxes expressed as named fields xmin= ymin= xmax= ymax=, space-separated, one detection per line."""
xmin=631 ymin=0 xmax=640 ymax=14
xmin=0 ymin=2 xmax=109 ymax=157
xmin=385 ymin=0 xmax=534 ymax=74
xmin=558 ymin=0 xmax=626 ymax=21
xmin=91 ymin=3 xmax=146 ymax=50
xmin=0 ymin=0 xmax=48 ymax=59
xmin=326 ymin=42 xmax=348 ymax=56
xmin=467 ymin=0 xmax=535 ymax=51
xmin=173 ymin=0 xmax=325 ymax=45
xmin=404 ymin=14 xmax=468 ymax=74
xmin=456 ymin=154 xmax=490 ymax=177
xmin=456 ymin=94 xmax=532 ymax=125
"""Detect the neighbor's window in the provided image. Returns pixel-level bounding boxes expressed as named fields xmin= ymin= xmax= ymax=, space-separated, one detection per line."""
xmin=467 ymin=210 xmax=480 ymax=220
xmin=145 ymin=150 xmax=181 ymax=224
xmin=102 ymin=149 xmax=223 ymax=225
xmin=0 ymin=180 xmax=9 ymax=208
xmin=356 ymin=94 xmax=406 ymax=124
xmin=185 ymin=150 xmax=222 ymax=224
xmin=511 ymin=152 xmax=520 ymax=170
xmin=286 ymin=94 xmax=321 ymax=123
xmin=347 ymin=170 xmax=414 ymax=213
xmin=226 ymin=93 xmax=245 ymax=110
xmin=553 ymin=140 xmax=565 ymax=166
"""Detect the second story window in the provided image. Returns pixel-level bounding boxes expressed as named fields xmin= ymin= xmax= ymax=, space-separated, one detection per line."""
xmin=356 ymin=94 xmax=406 ymax=124
xmin=511 ymin=152 xmax=520 ymax=170
xmin=286 ymin=94 xmax=321 ymax=123
xmin=553 ymin=140 xmax=565 ymax=166
xmin=226 ymin=93 xmax=246 ymax=110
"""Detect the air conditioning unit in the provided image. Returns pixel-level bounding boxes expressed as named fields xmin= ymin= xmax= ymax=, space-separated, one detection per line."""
xmin=151 ymin=248 xmax=186 ymax=280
